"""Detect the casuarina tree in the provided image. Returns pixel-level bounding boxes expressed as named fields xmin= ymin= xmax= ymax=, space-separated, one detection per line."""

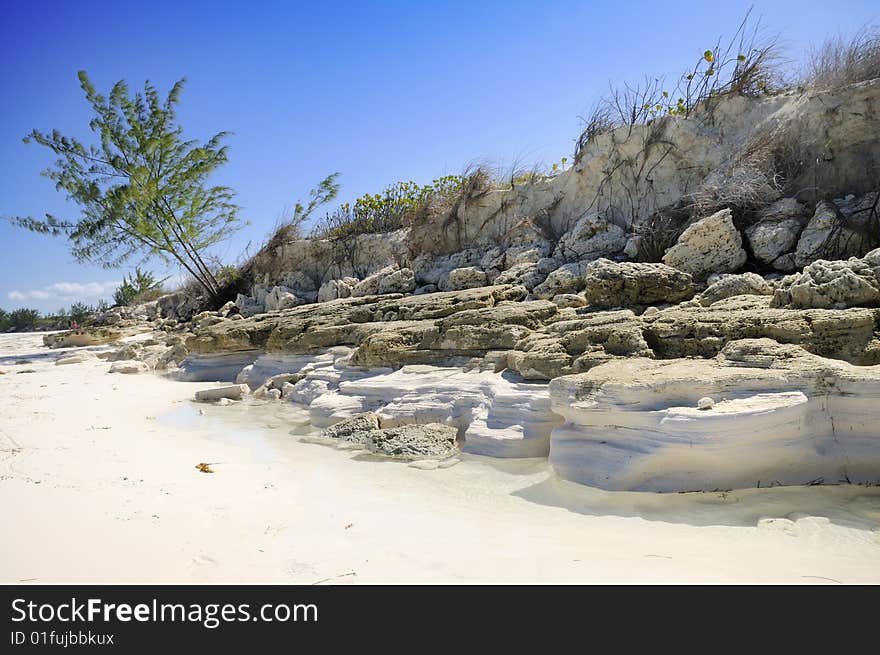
xmin=9 ymin=71 xmax=242 ymax=302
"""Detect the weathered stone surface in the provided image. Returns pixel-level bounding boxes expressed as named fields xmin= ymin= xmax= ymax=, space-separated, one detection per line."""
xmin=364 ymin=423 xmax=459 ymax=460
xmin=699 ymin=272 xmax=772 ymax=306
xmin=582 ymin=259 xmax=694 ymax=308
xmin=663 ymin=209 xmax=747 ymax=279
xmin=186 ymin=280 xmax=880 ymax=383
xmin=439 ymin=266 xmax=487 ymax=291
xmin=532 ymin=261 xmax=589 ymax=299
xmin=794 ymin=197 xmax=880 ymax=268
xmin=772 ymin=253 xmax=880 ymax=309
xmin=554 ymin=213 xmax=627 ymax=261
xmin=377 ymin=268 xmax=416 ymax=295
xmin=194 ymin=384 xmax=250 ymax=403
xmin=265 ymin=286 xmax=305 ymax=311
xmin=55 ymin=352 xmax=96 ymax=365
xmin=109 ymin=360 xmax=150 ymax=374
xmin=156 ymin=291 xmax=203 ymax=322
xmin=317 ymin=278 xmax=355 ymax=303
xmin=318 ymin=413 xmax=458 ymax=460
xmin=44 ymin=327 xmax=136 ymax=349
xmin=351 ymin=265 xmax=415 ymax=297
xmin=493 ymin=259 xmax=555 ymax=291
xmin=548 ymin=338 xmax=880 ymax=491
xmin=746 ymin=218 xmax=804 ymax=266
xmin=642 ymin=295 xmax=880 ymax=364
xmin=551 ymin=294 xmax=587 ymax=308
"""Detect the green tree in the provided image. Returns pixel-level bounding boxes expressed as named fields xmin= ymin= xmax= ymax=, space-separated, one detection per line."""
xmin=0 ymin=308 xmax=8 ymax=331
xmin=8 ymin=308 xmax=40 ymax=331
xmin=9 ymin=71 xmax=242 ymax=302
xmin=114 ymin=267 xmax=167 ymax=306
xmin=68 ymin=302 xmax=93 ymax=324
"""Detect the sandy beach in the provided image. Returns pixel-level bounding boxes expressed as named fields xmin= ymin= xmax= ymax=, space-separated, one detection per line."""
xmin=2 ymin=331 xmax=879 ymax=584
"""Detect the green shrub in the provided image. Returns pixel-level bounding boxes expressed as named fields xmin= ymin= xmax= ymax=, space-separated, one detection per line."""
xmin=114 ymin=268 xmax=167 ymax=306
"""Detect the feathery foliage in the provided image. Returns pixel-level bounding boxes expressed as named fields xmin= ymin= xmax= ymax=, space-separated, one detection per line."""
xmin=113 ymin=267 xmax=168 ymax=306
xmin=9 ymin=71 xmax=241 ymax=301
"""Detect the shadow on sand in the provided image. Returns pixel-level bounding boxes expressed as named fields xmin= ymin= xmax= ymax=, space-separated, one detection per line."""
xmin=512 ymin=474 xmax=880 ymax=530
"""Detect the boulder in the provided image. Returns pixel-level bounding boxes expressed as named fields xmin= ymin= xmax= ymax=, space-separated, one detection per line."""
xmin=699 ymin=272 xmax=772 ymax=306
xmin=532 ymin=261 xmax=590 ymax=299
xmin=363 ymin=423 xmax=459 ymax=460
xmin=318 ymin=279 xmax=353 ymax=303
xmin=772 ymin=255 xmax=880 ymax=309
xmin=745 ymin=198 xmax=808 ymax=267
xmin=554 ymin=213 xmax=627 ymax=261
xmin=440 ymin=267 xmax=487 ymax=291
xmin=55 ymin=352 xmax=96 ymax=365
xmin=551 ymin=294 xmax=587 ymax=308
xmin=109 ymin=360 xmax=150 ymax=374
xmin=377 ymin=267 xmax=416 ymax=295
xmin=493 ymin=258 xmax=556 ymax=291
xmin=265 ymin=286 xmax=305 ymax=311
xmin=662 ymin=208 xmax=747 ymax=279
xmin=351 ymin=265 xmax=407 ymax=297
xmin=794 ymin=197 xmax=879 ymax=268
xmin=318 ymin=413 xmax=459 ymax=460
xmin=582 ymin=259 xmax=695 ymax=308
xmin=194 ymin=384 xmax=250 ymax=403
xmin=156 ymin=291 xmax=202 ymax=322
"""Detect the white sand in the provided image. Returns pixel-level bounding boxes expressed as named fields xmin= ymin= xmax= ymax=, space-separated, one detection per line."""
xmin=1 ymin=332 xmax=879 ymax=584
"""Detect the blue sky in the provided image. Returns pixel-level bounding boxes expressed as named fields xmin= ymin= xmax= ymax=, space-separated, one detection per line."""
xmin=1 ymin=0 xmax=877 ymax=312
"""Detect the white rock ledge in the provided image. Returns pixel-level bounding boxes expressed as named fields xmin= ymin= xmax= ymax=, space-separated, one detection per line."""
xmin=548 ymin=339 xmax=880 ymax=492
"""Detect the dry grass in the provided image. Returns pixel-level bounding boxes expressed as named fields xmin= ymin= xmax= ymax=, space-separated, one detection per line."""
xmin=806 ymin=27 xmax=880 ymax=90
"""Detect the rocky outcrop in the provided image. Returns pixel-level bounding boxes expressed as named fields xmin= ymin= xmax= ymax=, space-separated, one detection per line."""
xmin=582 ymin=259 xmax=694 ymax=308
xmin=794 ymin=196 xmax=880 ymax=268
xmin=553 ymin=213 xmax=627 ymax=261
xmin=532 ymin=261 xmax=589 ymax=299
xmin=109 ymin=360 xmax=150 ymax=374
xmin=548 ymin=339 xmax=880 ymax=492
xmin=43 ymin=326 xmax=145 ymax=349
xmin=744 ymin=198 xmax=808 ymax=269
xmin=351 ymin=265 xmax=416 ymax=297
xmin=317 ymin=413 xmax=459 ymax=460
xmin=698 ymin=272 xmax=772 ymax=306
xmin=662 ymin=209 xmax=747 ymax=279
xmin=440 ymin=266 xmax=488 ymax=291
xmin=194 ymin=384 xmax=250 ymax=403
xmin=772 ymin=251 xmax=880 ymax=309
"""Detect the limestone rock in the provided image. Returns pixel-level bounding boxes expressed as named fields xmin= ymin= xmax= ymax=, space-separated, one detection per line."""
xmin=440 ymin=267 xmax=487 ymax=292
xmin=548 ymin=338 xmax=880 ymax=491
xmin=265 ymin=286 xmax=305 ymax=311
xmin=194 ymin=384 xmax=250 ymax=403
xmin=109 ymin=360 xmax=150 ymax=374
xmin=794 ymin=197 xmax=880 ymax=268
xmin=364 ymin=423 xmax=459 ymax=460
xmin=699 ymin=272 xmax=772 ymax=306
xmin=319 ymin=413 xmax=459 ymax=460
xmin=662 ymin=209 xmax=747 ymax=279
xmin=56 ymin=352 xmax=95 ymax=365
xmin=317 ymin=279 xmax=354 ymax=303
xmin=551 ymin=294 xmax=587 ymax=308
xmin=351 ymin=265 xmax=414 ymax=297
xmin=746 ymin=218 xmax=804 ymax=266
xmin=377 ymin=267 xmax=416 ymax=295
xmin=554 ymin=213 xmax=627 ymax=261
xmin=493 ymin=259 xmax=555 ymax=291
xmin=772 ymin=256 xmax=880 ymax=309
xmin=532 ymin=261 xmax=589 ymax=299
xmin=582 ymin=259 xmax=694 ymax=307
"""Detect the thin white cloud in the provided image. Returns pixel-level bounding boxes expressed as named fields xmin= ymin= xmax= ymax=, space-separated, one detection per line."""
xmin=8 ymin=280 xmax=120 ymax=303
